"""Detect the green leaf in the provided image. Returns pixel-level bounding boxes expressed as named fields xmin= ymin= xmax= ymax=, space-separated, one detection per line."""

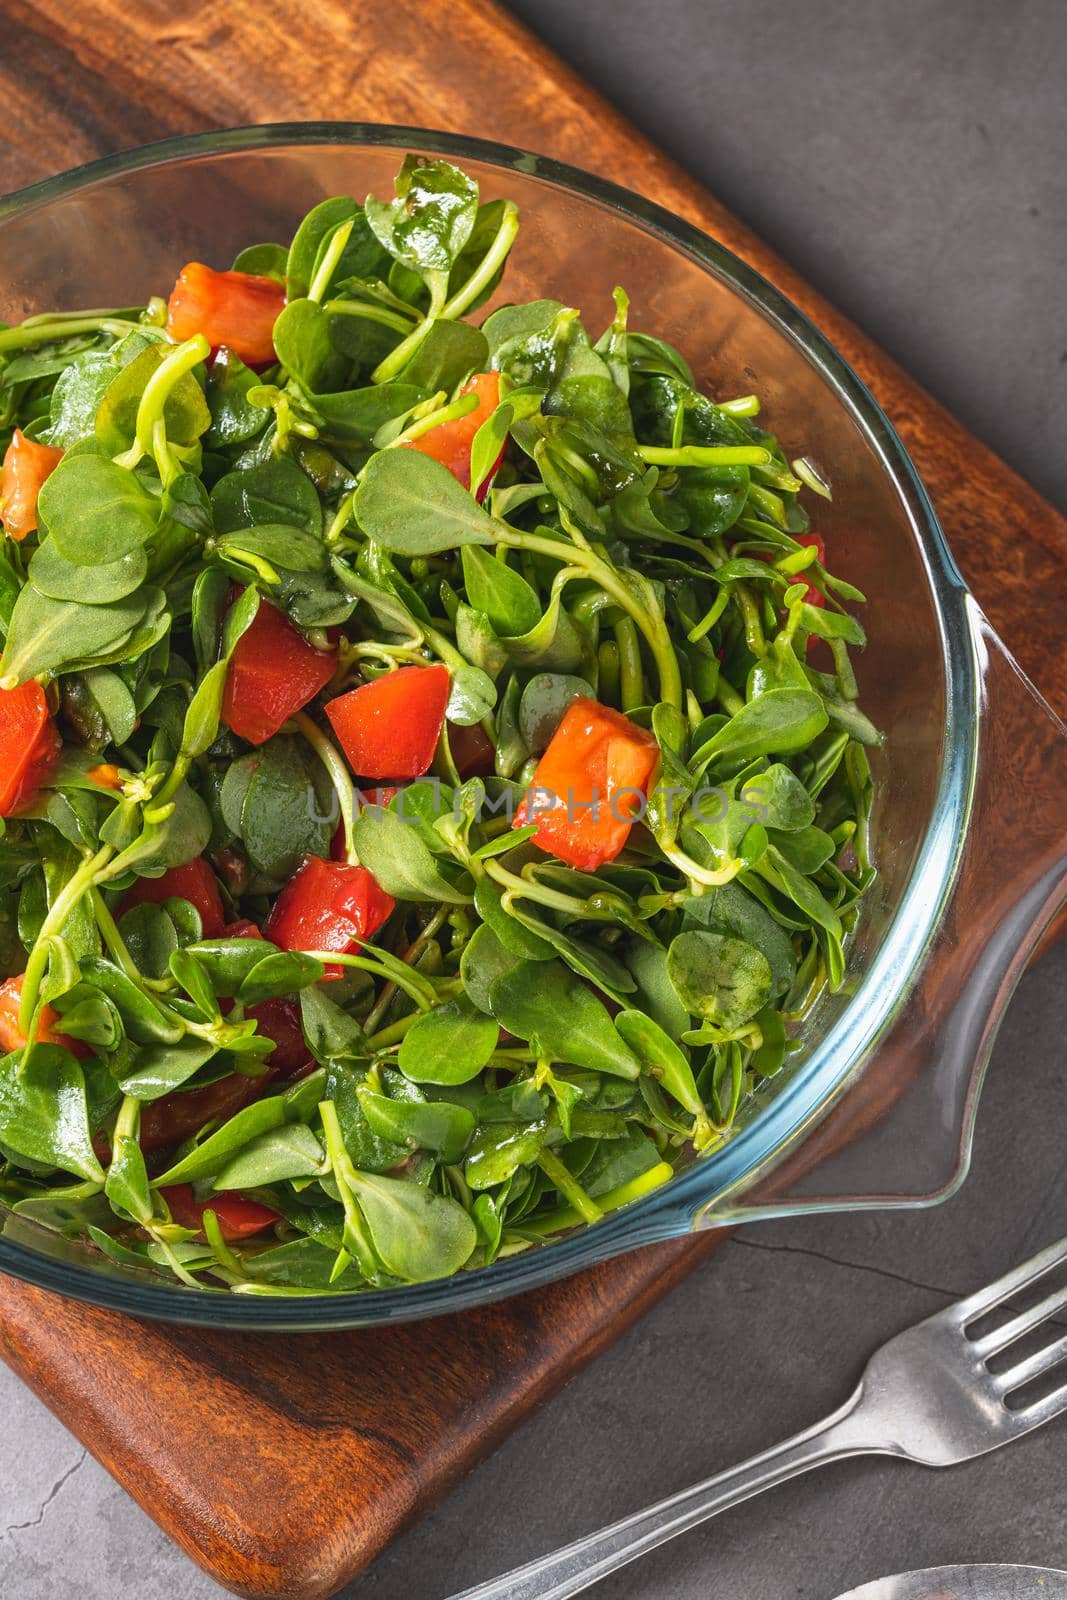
xmin=95 ymin=343 xmax=210 ymax=452
xmin=31 ymin=537 xmax=147 ymax=604
xmin=674 ymin=464 xmax=750 ymax=537
xmin=105 ymin=1127 xmax=153 ymax=1223
xmin=118 ymin=902 xmax=180 ymax=980
xmin=213 ymin=1124 xmax=325 ymax=1188
xmin=365 ymin=156 xmax=479 ymax=309
xmin=271 ymin=298 xmax=344 ymax=393
xmin=0 ymin=1045 xmax=104 ymax=1182
xmin=464 ymin=1120 xmax=547 ymax=1189
xmin=518 ymin=673 xmax=593 ymax=753
xmin=461 ymin=545 xmax=540 ymax=636
xmin=488 ymin=960 xmax=641 ymax=1079
xmin=484 ymin=299 xmax=567 ymax=385
xmin=398 ymin=318 xmax=488 ymax=392
xmin=76 ymin=956 xmax=183 ymax=1044
xmin=37 ymin=453 xmax=159 ymax=565
xmin=473 ymin=877 xmax=555 ymax=960
xmin=169 ymin=948 xmax=220 ymax=1020
xmin=152 ymin=1095 xmax=288 ymax=1185
xmin=349 ymin=804 xmax=470 ymax=904
xmin=353 ymin=447 xmax=498 ymax=556
xmin=240 ymin=1236 xmax=363 ymax=1291
xmin=680 ymin=881 xmax=797 ymax=1000
xmin=396 ymin=999 xmax=499 ymax=1085
xmin=286 ymin=196 xmax=359 ymax=299
xmin=238 ymin=950 xmax=324 ymax=1006
xmin=116 ymin=1036 xmax=220 ymax=1100
xmin=206 ymin=350 xmax=270 ymax=449
xmin=356 ymin=1084 xmax=474 ymax=1161
xmin=346 ymin=1167 xmax=477 ymax=1282
xmin=300 ymin=986 xmax=371 ymax=1065
xmin=739 ymin=763 xmax=817 ymax=832
xmin=445 ymin=662 xmax=496 ymax=726
xmin=615 ymin=1009 xmax=702 ymax=1116
xmin=666 ymin=930 xmax=773 ymax=1030
xmin=455 ymin=585 xmax=583 ymax=676
xmin=238 ymin=735 xmax=335 ymax=884
xmin=692 ymin=689 xmax=828 ymax=768
xmin=458 ymin=922 xmax=525 ymax=1014
xmin=45 ymin=349 xmax=115 ymax=447
xmin=325 ymin=1063 xmax=407 ymax=1172
xmin=113 ymin=781 xmax=211 ymax=878
xmin=0 ymin=585 xmax=153 ymax=685
xmin=311 ymin=383 xmax=427 ymax=441
xmin=211 ymin=456 xmax=322 ymax=535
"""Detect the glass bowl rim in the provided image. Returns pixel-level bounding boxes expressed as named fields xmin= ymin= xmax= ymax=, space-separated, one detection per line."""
xmin=0 ymin=122 xmax=977 ymax=1327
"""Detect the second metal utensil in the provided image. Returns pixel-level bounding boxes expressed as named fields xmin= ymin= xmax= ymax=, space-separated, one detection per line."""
xmin=448 ymin=1236 xmax=1067 ymax=1600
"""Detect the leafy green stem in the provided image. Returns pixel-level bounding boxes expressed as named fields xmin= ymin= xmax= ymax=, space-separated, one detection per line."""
xmin=324 ymin=299 xmax=413 ymax=335
xmin=318 ymin=1100 xmax=381 ymax=1281
xmin=442 ymin=201 xmax=520 ymax=319
xmin=308 ymin=221 xmax=354 ymax=303
xmin=638 ymin=444 xmax=771 ymax=468
xmin=497 ymin=525 xmax=683 ymax=709
xmin=18 ymin=844 xmax=114 ymax=1036
xmin=293 ymin=712 xmax=357 ymax=866
xmin=0 ymin=314 xmax=145 ymax=352
xmin=536 ymin=1147 xmax=602 ymax=1224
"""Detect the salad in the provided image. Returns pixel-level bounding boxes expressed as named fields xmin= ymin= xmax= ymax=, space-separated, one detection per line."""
xmin=0 ymin=155 xmax=879 ymax=1295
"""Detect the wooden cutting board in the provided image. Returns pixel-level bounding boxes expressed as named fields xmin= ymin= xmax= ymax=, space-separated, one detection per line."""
xmin=0 ymin=5 xmax=1064 ymax=1598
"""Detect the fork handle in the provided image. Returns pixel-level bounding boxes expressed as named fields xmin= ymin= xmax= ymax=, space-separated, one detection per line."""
xmin=448 ymin=1387 xmax=874 ymax=1600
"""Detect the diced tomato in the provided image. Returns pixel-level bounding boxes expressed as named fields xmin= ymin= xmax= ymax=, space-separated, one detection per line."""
xmin=0 ymin=682 xmax=61 ymax=817
xmin=514 ymin=697 xmax=659 ymax=871
xmin=221 ymin=596 xmax=336 ymax=747
xmin=87 ymin=762 xmax=122 ymax=791
xmin=137 ymin=1069 xmax=275 ymax=1157
xmin=221 ymin=918 xmax=262 ymax=940
xmin=0 ymin=974 xmax=87 ymax=1057
xmin=450 ymin=719 xmax=495 ymax=779
xmin=166 ymin=263 xmax=285 ymax=368
xmin=325 ymin=663 xmax=449 ymax=781
xmin=264 ymin=856 xmax=394 ymax=980
xmin=403 ymin=372 xmax=503 ymax=500
xmin=120 ymin=857 xmax=226 ymax=938
xmin=360 ymin=784 xmax=403 ymax=808
xmin=246 ymin=997 xmax=314 ymax=1078
xmin=0 ymin=429 xmax=63 ymax=541
xmin=160 ymin=1183 xmax=280 ymax=1241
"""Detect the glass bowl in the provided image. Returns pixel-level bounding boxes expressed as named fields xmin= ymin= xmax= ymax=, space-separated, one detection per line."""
xmin=0 ymin=125 xmax=1063 ymax=1330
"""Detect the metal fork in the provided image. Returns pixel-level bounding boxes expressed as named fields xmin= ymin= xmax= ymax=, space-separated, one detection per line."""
xmin=448 ymin=1236 xmax=1067 ymax=1600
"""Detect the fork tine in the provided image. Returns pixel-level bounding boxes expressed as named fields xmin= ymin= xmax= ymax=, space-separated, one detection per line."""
xmin=952 ymin=1235 xmax=1067 ymax=1325
xmin=1014 ymin=1377 xmax=1067 ymax=1427
xmin=971 ymin=1282 xmax=1067 ymax=1360
xmin=993 ymin=1332 xmax=1067 ymax=1393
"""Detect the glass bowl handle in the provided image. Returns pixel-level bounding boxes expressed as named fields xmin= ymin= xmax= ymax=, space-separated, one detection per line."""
xmin=699 ymin=605 xmax=1067 ymax=1229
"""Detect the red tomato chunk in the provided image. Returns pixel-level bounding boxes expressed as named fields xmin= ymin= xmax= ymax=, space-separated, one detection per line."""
xmin=515 ymin=697 xmax=659 ymax=871
xmin=222 ymin=596 xmax=336 ymax=747
xmin=326 ymin=663 xmax=449 ymax=780
xmin=1 ymin=429 xmax=63 ymax=541
xmin=265 ymin=856 xmax=394 ymax=979
xmin=119 ymin=857 xmax=226 ymax=939
xmin=166 ymin=263 xmax=285 ymax=368
xmin=161 ymin=1183 xmax=280 ymax=1241
xmin=0 ymin=681 xmax=61 ymax=817
xmin=403 ymin=371 xmax=503 ymax=500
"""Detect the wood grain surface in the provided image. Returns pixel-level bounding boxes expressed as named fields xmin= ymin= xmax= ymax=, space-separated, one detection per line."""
xmin=0 ymin=4 xmax=1064 ymax=1598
